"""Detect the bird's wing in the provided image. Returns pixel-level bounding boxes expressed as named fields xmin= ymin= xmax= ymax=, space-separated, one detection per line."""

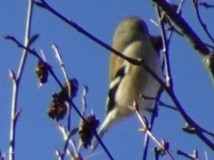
xmin=106 ymin=63 xmax=128 ymax=114
xmin=109 ymin=53 xmax=124 ymax=82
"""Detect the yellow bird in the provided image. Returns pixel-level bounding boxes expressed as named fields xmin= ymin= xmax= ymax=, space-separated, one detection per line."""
xmin=92 ymin=16 xmax=162 ymax=150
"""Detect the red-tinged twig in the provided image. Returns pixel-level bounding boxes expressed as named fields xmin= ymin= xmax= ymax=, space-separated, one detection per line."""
xmin=132 ymin=101 xmax=174 ymax=160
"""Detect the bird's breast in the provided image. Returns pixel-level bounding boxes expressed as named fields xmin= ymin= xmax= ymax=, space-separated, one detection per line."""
xmin=115 ymin=64 xmax=161 ymax=116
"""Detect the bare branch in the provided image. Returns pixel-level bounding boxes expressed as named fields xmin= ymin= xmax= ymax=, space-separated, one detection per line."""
xmin=8 ymin=1 xmax=34 ymax=160
xmin=51 ymin=44 xmax=73 ymax=130
xmin=4 ymin=35 xmax=64 ymax=89
xmin=199 ymin=2 xmax=214 ymax=8
xmin=34 ymin=0 xmax=144 ymax=66
xmin=193 ymin=0 xmax=214 ymax=44
xmin=151 ymin=0 xmax=210 ymax=56
xmin=132 ymin=101 xmax=174 ymax=160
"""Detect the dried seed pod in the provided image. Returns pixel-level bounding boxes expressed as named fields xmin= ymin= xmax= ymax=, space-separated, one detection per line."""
xmin=59 ymin=79 xmax=79 ymax=101
xmin=35 ymin=60 xmax=49 ymax=84
xmin=48 ymin=79 xmax=78 ymax=121
xmin=79 ymin=115 xmax=99 ymax=148
xmin=48 ymin=93 xmax=67 ymax=120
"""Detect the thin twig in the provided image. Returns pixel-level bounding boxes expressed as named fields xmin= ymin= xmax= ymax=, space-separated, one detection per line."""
xmin=68 ymin=100 xmax=114 ymax=160
xmin=142 ymin=88 xmax=163 ymax=160
xmin=152 ymin=0 xmax=210 ymax=56
xmin=152 ymin=0 xmax=214 ymax=150
xmin=138 ymin=58 xmax=214 ymax=150
xmin=52 ymin=44 xmax=82 ymax=159
xmin=143 ymin=1 xmax=184 ymax=158
xmin=156 ymin=7 xmax=172 ymax=88
xmin=34 ymin=0 xmax=214 ymax=152
xmin=199 ymin=2 xmax=214 ymax=8
xmin=177 ymin=149 xmax=199 ymax=160
xmin=133 ymin=103 xmax=174 ymax=160
xmin=77 ymin=86 xmax=89 ymax=152
xmin=34 ymin=0 xmax=143 ymax=66
xmin=81 ymin=86 xmax=88 ymax=115
xmin=5 ymin=33 xmax=114 ymax=160
xmin=57 ymin=124 xmax=79 ymax=159
xmin=8 ymin=1 xmax=33 ymax=160
xmin=51 ymin=44 xmax=72 ymax=131
xmin=4 ymin=35 xmax=63 ymax=89
xmin=155 ymin=0 xmax=184 ymax=88
xmin=193 ymin=0 xmax=214 ymax=44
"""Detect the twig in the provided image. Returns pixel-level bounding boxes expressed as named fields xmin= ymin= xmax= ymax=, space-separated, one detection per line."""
xmin=0 ymin=150 xmax=5 ymax=160
xmin=68 ymin=100 xmax=114 ymax=160
xmin=57 ymin=124 xmax=79 ymax=159
xmin=141 ymin=94 xmax=177 ymax=111
xmin=199 ymin=2 xmax=214 ymax=9
xmin=8 ymin=1 xmax=33 ymax=160
xmin=152 ymin=0 xmax=210 ymax=56
xmin=137 ymin=57 xmax=214 ymax=150
xmin=132 ymin=101 xmax=174 ymax=160
xmin=5 ymin=33 xmax=114 ymax=160
xmin=177 ymin=149 xmax=199 ymax=160
xmin=34 ymin=0 xmax=214 ymax=153
xmin=51 ymin=44 xmax=70 ymax=82
xmin=34 ymin=0 xmax=143 ymax=66
xmin=193 ymin=0 xmax=214 ymax=44
xmin=152 ymin=0 xmax=214 ymax=150
xmin=156 ymin=7 xmax=172 ymax=88
xmin=4 ymin=35 xmax=63 ymax=89
xmin=143 ymin=2 xmax=184 ymax=158
xmin=142 ymin=88 xmax=163 ymax=160
xmin=76 ymin=86 xmax=89 ymax=152
xmin=155 ymin=0 xmax=184 ymax=88
xmin=52 ymin=44 xmax=83 ymax=159
xmin=81 ymin=86 xmax=88 ymax=115
xmin=51 ymin=44 xmax=72 ymax=131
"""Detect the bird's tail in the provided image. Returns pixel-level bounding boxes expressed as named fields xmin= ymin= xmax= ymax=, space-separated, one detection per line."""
xmin=91 ymin=111 xmax=116 ymax=151
xmin=91 ymin=127 xmax=106 ymax=151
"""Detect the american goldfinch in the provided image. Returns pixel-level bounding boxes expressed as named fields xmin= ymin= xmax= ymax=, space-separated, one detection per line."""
xmin=92 ymin=16 xmax=162 ymax=150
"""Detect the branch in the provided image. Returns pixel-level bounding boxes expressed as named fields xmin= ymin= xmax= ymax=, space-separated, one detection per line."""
xmin=51 ymin=44 xmax=72 ymax=131
xmin=34 ymin=0 xmax=214 ymax=152
xmin=69 ymin=100 xmax=114 ymax=160
xmin=8 ymin=1 xmax=33 ymax=160
xmin=138 ymin=57 xmax=214 ymax=150
xmin=4 ymin=35 xmax=63 ymax=89
xmin=132 ymin=101 xmax=174 ymax=160
xmin=34 ymin=0 xmax=142 ymax=66
xmin=57 ymin=124 xmax=79 ymax=159
xmin=177 ymin=149 xmax=199 ymax=160
xmin=151 ymin=0 xmax=210 ymax=56
xmin=199 ymin=2 xmax=214 ymax=8
xmin=5 ymin=34 xmax=114 ymax=160
xmin=193 ymin=0 xmax=214 ymax=44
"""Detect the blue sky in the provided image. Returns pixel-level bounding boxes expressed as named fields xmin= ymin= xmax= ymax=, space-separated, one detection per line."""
xmin=0 ymin=1 xmax=214 ymax=160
